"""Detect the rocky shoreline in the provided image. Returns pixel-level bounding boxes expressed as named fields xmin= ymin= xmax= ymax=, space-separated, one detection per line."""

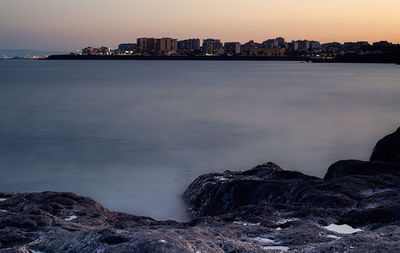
xmin=1 ymin=127 xmax=400 ymax=252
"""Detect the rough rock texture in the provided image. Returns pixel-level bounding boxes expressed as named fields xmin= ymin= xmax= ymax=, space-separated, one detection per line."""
xmin=2 ymin=127 xmax=400 ymax=252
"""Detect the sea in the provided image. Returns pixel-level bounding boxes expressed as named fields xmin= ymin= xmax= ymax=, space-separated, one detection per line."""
xmin=0 ymin=60 xmax=399 ymax=221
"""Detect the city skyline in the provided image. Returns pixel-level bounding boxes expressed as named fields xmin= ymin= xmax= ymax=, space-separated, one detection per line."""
xmin=1 ymin=0 xmax=400 ymax=51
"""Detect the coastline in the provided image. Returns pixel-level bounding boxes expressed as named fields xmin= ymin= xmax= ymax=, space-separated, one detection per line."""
xmin=1 ymin=127 xmax=400 ymax=252
xmin=43 ymin=54 xmax=400 ymax=64
xmin=46 ymin=54 xmax=309 ymax=61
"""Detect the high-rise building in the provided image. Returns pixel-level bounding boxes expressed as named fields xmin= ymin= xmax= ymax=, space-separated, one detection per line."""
xmin=156 ymin=38 xmax=178 ymax=55
xmin=224 ymin=42 xmax=241 ymax=55
xmin=294 ymin=40 xmax=310 ymax=52
xmin=178 ymin=39 xmax=201 ymax=53
xmin=137 ymin=38 xmax=157 ymax=54
xmin=203 ymin=39 xmax=223 ymax=55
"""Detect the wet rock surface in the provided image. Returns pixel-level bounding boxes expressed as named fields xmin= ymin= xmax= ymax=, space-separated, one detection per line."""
xmin=2 ymin=128 xmax=400 ymax=252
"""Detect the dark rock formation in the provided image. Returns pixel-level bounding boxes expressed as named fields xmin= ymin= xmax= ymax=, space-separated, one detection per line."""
xmin=370 ymin=127 xmax=400 ymax=164
xmin=324 ymin=159 xmax=400 ymax=180
xmin=1 ymin=127 xmax=400 ymax=252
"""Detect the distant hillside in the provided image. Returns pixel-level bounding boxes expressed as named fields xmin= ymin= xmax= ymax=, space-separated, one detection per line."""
xmin=0 ymin=49 xmax=68 ymax=58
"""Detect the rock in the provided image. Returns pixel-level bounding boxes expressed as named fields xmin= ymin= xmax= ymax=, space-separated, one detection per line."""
xmin=1 ymin=127 xmax=400 ymax=252
xmin=324 ymin=159 xmax=400 ymax=180
xmin=184 ymin=162 xmax=325 ymax=217
xmin=370 ymin=127 xmax=400 ymax=164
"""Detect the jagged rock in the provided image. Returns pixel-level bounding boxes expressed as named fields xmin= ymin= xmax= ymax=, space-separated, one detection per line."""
xmin=324 ymin=159 xmax=400 ymax=180
xmin=184 ymin=162 xmax=325 ymax=217
xmin=371 ymin=127 xmax=400 ymax=164
xmin=1 ymin=127 xmax=400 ymax=252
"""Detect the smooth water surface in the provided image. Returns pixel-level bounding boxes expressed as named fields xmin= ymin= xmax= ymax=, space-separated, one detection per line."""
xmin=0 ymin=60 xmax=399 ymax=221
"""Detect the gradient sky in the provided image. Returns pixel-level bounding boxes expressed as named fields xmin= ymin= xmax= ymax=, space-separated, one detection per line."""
xmin=1 ymin=0 xmax=399 ymax=50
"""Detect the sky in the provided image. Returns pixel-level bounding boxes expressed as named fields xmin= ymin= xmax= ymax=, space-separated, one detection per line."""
xmin=0 ymin=0 xmax=399 ymax=50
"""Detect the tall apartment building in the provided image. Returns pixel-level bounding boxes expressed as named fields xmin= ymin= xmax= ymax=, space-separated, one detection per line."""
xmin=294 ymin=40 xmax=310 ymax=52
xmin=156 ymin=38 xmax=178 ymax=55
xmin=137 ymin=38 xmax=177 ymax=55
xmin=177 ymin=39 xmax=201 ymax=52
xmin=137 ymin=38 xmax=157 ymax=54
xmin=203 ymin=39 xmax=223 ymax=55
xmin=224 ymin=42 xmax=241 ymax=55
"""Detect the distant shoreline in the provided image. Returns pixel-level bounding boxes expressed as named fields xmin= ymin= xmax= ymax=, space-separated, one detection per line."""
xmin=46 ymin=54 xmax=309 ymax=61
xmin=45 ymin=54 xmax=400 ymax=64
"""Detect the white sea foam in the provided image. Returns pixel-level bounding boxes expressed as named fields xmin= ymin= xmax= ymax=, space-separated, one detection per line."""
xmin=276 ymin=218 xmax=297 ymax=225
xmin=252 ymin=237 xmax=276 ymax=244
xmin=0 ymin=198 xmax=7 ymax=202
xmin=324 ymin=224 xmax=362 ymax=234
xmin=233 ymin=221 xmax=260 ymax=226
xmin=65 ymin=215 xmax=78 ymax=221
xmin=326 ymin=234 xmax=341 ymax=239
xmin=262 ymin=246 xmax=290 ymax=251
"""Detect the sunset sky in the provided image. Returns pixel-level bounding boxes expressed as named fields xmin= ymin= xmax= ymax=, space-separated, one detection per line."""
xmin=1 ymin=0 xmax=399 ymax=50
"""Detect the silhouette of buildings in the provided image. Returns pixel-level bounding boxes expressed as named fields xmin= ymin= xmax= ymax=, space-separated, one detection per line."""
xmin=79 ymin=36 xmax=399 ymax=60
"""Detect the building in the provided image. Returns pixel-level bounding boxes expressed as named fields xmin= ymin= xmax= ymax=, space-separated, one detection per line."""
xmin=309 ymin=41 xmax=321 ymax=51
xmin=137 ymin=38 xmax=157 ymax=54
xmin=178 ymin=39 xmax=201 ymax=53
xmin=98 ymin=47 xmax=111 ymax=55
xmin=373 ymin=41 xmax=392 ymax=47
xmin=356 ymin=41 xmax=369 ymax=48
xmin=82 ymin=47 xmax=98 ymax=55
xmin=248 ymin=48 xmax=285 ymax=56
xmin=156 ymin=38 xmax=178 ymax=55
xmin=321 ymin=42 xmax=342 ymax=52
xmin=286 ymin=42 xmax=295 ymax=51
xmin=343 ymin=41 xmax=370 ymax=53
xmin=262 ymin=37 xmax=286 ymax=49
xmin=118 ymin=43 xmax=137 ymax=53
xmin=294 ymin=40 xmax=310 ymax=52
xmin=81 ymin=46 xmax=111 ymax=55
xmin=224 ymin=42 xmax=241 ymax=55
xmin=137 ymin=38 xmax=178 ymax=55
xmin=343 ymin=42 xmax=357 ymax=51
xmin=241 ymin=40 xmax=262 ymax=54
xmin=203 ymin=39 xmax=223 ymax=55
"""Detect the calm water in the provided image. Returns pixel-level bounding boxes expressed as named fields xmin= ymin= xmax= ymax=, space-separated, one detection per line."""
xmin=0 ymin=60 xmax=399 ymax=221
